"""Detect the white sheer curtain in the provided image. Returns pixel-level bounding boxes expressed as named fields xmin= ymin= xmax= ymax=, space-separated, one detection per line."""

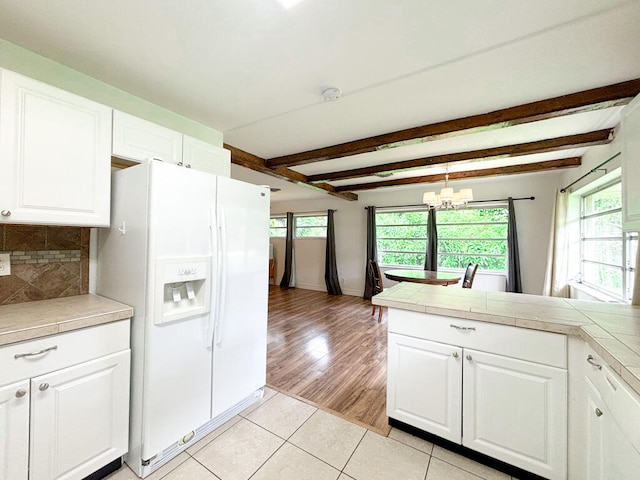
xmin=543 ymin=190 xmax=570 ymax=297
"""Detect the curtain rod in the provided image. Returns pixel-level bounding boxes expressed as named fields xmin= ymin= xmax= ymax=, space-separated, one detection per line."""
xmin=364 ymin=196 xmax=535 ymax=210
xmin=272 ymin=210 xmax=337 ymax=215
xmin=560 ymin=151 xmax=621 ymax=193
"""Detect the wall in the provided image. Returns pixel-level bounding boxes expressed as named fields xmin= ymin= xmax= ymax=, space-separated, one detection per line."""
xmin=270 ymin=170 xmax=562 ymax=296
xmin=0 ymin=225 xmax=89 ymax=304
xmin=0 ymin=38 xmax=223 ymax=146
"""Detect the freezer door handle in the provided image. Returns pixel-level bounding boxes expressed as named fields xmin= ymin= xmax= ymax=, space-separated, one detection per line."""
xmin=214 ymin=206 xmax=228 ymax=346
xmin=206 ymin=206 xmax=218 ymax=349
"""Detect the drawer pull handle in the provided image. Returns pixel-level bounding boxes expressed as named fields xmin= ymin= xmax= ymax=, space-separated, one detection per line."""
xmin=466 ymin=354 xmax=473 ymax=361
xmin=14 ymin=345 xmax=58 ymax=359
xmin=39 ymin=383 xmax=49 ymax=391
xmin=595 ymin=408 xmax=603 ymax=417
xmin=450 ymin=324 xmax=476 ymax=331
xmin=452 ymin=352 xmax=459 ymax=359
xmin=1 ymin=210 xmax=11 ymax=217
xmin=587 ymin=354 xmax=602 ymax=370
xmin=15 ymin=389 xmax=27 ymax=398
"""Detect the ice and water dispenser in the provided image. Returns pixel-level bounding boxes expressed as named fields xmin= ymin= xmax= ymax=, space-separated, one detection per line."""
xmin=154 ymin=256 xmax=211 ymax=325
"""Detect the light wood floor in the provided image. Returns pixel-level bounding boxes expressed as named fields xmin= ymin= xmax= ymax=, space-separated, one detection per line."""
xmin=266 ymin=286 xmax=390 ymax=434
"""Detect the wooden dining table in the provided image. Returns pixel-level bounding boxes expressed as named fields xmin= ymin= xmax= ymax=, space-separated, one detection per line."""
xmin=383 ymin=269 xmax=461 ymax=286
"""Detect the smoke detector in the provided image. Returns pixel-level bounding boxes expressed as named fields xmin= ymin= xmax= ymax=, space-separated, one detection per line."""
xmin=322 ymin=87 xmax=342 ymax=102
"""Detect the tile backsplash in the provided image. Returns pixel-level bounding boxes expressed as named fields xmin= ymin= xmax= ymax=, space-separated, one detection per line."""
xmin=0 ymin=225 xmax=89 ymax=305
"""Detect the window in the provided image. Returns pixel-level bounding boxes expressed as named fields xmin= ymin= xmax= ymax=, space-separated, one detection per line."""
xmin=269 ymin=216 xmax=287 ymax=237
xmin=376 ymin=210 xmax=428 ymax=267
xmin=580 ymin=182 xmax=637 ymax=301
xmin=269 ymin=214 xmax=327 ymax=238
xmin=375 ymin=207 xmax=508 ymax=271
xmin=437 ymin=208 xmax=508 ymax=271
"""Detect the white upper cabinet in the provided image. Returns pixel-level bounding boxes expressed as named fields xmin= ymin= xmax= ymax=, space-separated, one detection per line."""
xmin=183 ymin=135 xmax=230 ymax=177
xmin=112 ymin=110 xmax=183 ymax=164
xmin=0 ymin=69 xmax=112 ymax=227
xmin=112 ymin=111 xmax=230 ymax=176
xmin=621 ymin=93 xmax=640 ymax=232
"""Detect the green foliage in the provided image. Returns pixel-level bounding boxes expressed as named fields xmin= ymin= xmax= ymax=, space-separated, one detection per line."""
xmin=583 ymin=183 xmax=621 ymax=216
xmin=269 ymin=217 xmax=287 ymax=237
xmin=269 ymin=215 xmax=328 ymax=238
xmin=583 ymin=263 xmax=623 ymax=295
xmin=296 ymin=216 xmax=327 ymax=227
xmin=295 ymin=215 xmax=327 ymax=237
xmin=376 ymin=207 xmax=509 ymax=271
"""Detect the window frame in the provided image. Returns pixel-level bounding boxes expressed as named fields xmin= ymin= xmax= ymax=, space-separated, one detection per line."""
xmin=375 ymin=205 xmax=509 ymax=272
xmin=579 ymin=181 xmax=636 ymax=302
xmin=269 ymin=215 xmax=287 ymax=238
xmin=269 ymin=213 xmax=328 ymax=239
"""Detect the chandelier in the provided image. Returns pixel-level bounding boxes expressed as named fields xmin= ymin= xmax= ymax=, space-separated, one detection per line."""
xmin=422 ymin=166 xmax=473 ymax=210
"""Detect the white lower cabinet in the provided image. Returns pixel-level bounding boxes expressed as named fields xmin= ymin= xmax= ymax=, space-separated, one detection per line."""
xmin=462 ymin=349 xmax=567 ymax=479
xmin=0 ymin=380 xmax=30 ymax=480
xmin=580 ymin=347 xmax=640 ymax=480
xmin=0 ymin=320 xmax=130 ymax=480
xmin=387 ymin=310 xmax=568 ymax=480
xmin=387 ymin=334 xmax=462 ymax=442
xmin=29 ymin=351 xmax=130 ymax=480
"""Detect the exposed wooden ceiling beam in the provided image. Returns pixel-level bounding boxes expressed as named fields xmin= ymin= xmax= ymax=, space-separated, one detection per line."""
xmin=307 ymin=129 xmax=612 ymax=182
xmin=225 ymin=144 xmax=358 ymax=201
xmin=266 ymin=79 xmax=640 ymax=168
xmin=334 ymin=157 xmax=582 ymax=192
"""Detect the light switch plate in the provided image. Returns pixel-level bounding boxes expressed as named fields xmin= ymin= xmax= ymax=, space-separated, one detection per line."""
xmin=0 ymin=253 xmax=10 ymax=276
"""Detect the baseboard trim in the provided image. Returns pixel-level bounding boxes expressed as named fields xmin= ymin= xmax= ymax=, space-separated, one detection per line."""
xmin=288 ymin=282 xmax=362 ymax=297
xmin=389 ymin=418 xmax=549 ymax=480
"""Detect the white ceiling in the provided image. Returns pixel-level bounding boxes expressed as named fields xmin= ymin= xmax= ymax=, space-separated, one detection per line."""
xmin=1 ymin=0 xmax=639 ymax=201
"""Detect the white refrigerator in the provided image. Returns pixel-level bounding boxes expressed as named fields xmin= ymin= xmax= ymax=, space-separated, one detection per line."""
xmin=96 ymin=160 xmax=269 ymax=477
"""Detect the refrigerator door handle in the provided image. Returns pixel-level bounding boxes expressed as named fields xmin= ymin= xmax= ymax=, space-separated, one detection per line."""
xmin=214 ymin=206 xmax=228 ymax=346
xmin=206 ymin=206 xmax=218 ymax=349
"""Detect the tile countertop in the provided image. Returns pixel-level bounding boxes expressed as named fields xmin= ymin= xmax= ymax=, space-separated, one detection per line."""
xmin=373 ymin=282 xmax=640 ymax=397
xmin=0 ymin=294 xmax=133 ymax=346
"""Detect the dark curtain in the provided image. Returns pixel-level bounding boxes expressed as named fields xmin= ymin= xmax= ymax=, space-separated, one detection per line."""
xmin=424 ymin=209 xmax=438 ymax=271
xmin=324 ymin=210 xmax=342 ymax=295
xmin=363 ymin=206 xmax=377 ymax=299
xmin=506 ymin=197 xmax=523 ymax=293
xmin=279 ymin=212 xmax=295 ymax=289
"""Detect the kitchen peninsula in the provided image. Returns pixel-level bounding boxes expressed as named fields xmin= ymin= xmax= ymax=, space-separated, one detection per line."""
xmin=374 ymin=282 xmax=640 ymax=480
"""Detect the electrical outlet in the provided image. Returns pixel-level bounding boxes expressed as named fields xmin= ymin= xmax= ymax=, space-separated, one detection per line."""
xmin=0 ymin=253 xmax=10 ymax=276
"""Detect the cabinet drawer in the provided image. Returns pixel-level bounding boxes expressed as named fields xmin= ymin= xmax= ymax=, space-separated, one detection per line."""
xmin=388 ymin=309 xmax=566 ymax=368
xmin=0 ymin=320 xmax=130 ymax=387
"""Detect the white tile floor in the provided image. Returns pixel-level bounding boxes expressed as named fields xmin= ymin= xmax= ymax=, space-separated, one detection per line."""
xmin=106 ymin=388 xmax=520 ymax=480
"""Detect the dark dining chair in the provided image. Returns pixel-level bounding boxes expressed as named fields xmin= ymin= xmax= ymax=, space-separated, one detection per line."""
xmin=368 ymin=260 xmax=384 ymax=322
xmin=462 ymin=263 xmax=479 ymax=289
